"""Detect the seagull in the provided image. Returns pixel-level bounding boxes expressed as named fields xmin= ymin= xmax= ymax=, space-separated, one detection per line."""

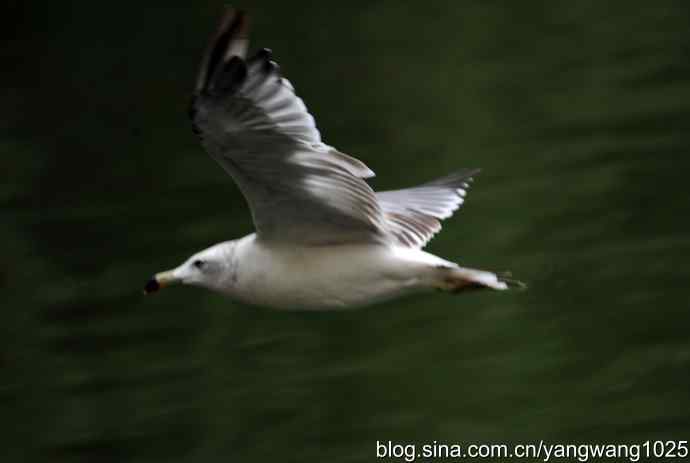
xmin=144 ymin=8 xmax=521 ymax=309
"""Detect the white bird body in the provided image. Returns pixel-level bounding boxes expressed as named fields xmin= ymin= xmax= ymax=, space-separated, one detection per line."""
xmin=143 ymin=9 xmax=521 ymax=308
xmin=164 ymin=234 xmax=507 ymax=310
xmin=228 ymin=235 xmax=446 ymax=309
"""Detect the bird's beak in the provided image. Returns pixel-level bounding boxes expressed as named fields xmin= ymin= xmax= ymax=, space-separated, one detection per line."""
xmin=144 ymin=270 xmax=181 ymax=294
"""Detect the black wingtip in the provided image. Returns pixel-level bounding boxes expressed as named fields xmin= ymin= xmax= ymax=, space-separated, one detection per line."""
xmin=256 ymin=48 xmax=272 ymax=59
xmin=211 ymin=56 xmax=248 ymax=95
xmin=194 ymin=8 xmax=250 ymax=94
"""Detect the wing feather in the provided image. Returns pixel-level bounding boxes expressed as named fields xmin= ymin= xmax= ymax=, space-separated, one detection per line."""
xmin=377 ymin=169 xmax=480 ymax=248
xmin=189 ymin=9 xmax=387 ymax=244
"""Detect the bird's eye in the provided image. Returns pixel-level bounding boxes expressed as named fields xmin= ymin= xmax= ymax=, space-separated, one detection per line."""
xmin=193 ymin=259 xmax=205 ymax=269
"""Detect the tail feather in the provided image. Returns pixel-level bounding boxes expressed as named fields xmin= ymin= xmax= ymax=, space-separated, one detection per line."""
xmin=496 ymin=271 xmax=528 ymax=290
xmin=438 ymin=266 xmax=525 ymax=293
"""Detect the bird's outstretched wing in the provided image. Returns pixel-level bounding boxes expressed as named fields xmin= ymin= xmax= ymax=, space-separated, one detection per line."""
xmin=189 ymin=9 xmax=388 ymax=244
xmin=376 ymin=169 xmax=480 ymax=248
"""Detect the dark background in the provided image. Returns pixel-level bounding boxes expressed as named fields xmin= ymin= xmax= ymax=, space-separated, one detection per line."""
xmin=3 ymin=1 xmax=690 ymax=461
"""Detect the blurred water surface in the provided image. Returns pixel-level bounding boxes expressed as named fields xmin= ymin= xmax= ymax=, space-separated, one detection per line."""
xmin=3 ymin=1 xmax=690 ymax=461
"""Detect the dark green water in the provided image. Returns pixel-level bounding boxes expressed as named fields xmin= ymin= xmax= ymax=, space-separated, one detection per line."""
xmin=3 ymin=1 xmax=690 ymax=461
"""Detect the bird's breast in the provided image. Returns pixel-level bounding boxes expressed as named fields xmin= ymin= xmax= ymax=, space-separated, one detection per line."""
xmin=230 ymin=240 xmax=419 ymax=309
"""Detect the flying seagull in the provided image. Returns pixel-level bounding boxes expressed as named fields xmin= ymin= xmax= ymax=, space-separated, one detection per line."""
xmin=144 ymin=8 xmax=521 ymax=309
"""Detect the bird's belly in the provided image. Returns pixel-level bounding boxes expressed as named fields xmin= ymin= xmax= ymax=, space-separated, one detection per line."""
xmin=233 ymin=243 xmax=427 ymax=309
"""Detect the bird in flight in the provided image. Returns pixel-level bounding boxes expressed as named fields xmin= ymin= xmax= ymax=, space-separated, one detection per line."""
xmin=144 ymin=8 xmax=521 ymax=309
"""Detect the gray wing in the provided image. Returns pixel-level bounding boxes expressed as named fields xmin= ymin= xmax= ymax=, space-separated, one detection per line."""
xmin=189 ymin=9 xmax=388 ymax=244
xmin=376 ymin=169 xmax=480 ymax=248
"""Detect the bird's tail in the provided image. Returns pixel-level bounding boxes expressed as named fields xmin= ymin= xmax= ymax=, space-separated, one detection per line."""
xmin=436 ymin=266 xmax=526 ymax=292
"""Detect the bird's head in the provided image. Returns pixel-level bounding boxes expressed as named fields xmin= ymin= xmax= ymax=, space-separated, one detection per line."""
xmin=144 ymin=241 xmax=236 ymax=295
